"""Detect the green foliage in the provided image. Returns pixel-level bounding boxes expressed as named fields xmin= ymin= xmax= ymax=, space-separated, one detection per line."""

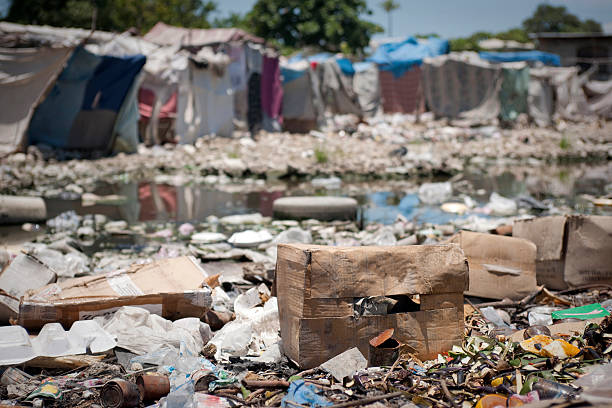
xmin=497 ymin=28 xmax=530 ymax=43
xmin=212 ymin=12 xmax=248 ymax=29
xmin=522 ymin=4 xmax=602 ymax=33
xmin=559 ymin=135 xmax=571 ymax=150
xmin=246 ymin=0 xmax=383 ymax=54
xmin=380 ymin=0 xmax=399 ymax=13
xmin=450 ymin=4 xmax=602 ymax=52
xmin=6 ymin=0 xmax=217 ymax=33
xmin=314 ymin=147 xmax=328 ymax=164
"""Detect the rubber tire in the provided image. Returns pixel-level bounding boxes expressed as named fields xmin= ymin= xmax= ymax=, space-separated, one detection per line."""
xmin=273 ymin=196 xmax=357 ymax=221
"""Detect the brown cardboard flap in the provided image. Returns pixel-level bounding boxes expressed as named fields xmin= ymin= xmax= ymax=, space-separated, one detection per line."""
xmin=27 ymin=256 xmax=208 ymax=300
xmin=564 ymin=216 xmax=612 ymax=287
xmin=513 ymin=216 xmax=567 ymax=261
xmin=284 ymin=307 xmax=462 ymax=368
xmin=19 ymin=256 xmax=212 ymax=330
xmin=278 ymin=244 xmax=468 ymax=299
xmin=451 ymin=231 xmax=537 ymax=300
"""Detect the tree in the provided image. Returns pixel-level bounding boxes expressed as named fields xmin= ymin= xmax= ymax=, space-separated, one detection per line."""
xmin=246 ymin=0 xmax=383 ymax=55
xmin=6 ymin=0 xmax=218 ymax=33
xmin=380 ymin=0 xmax=399 ymax=36
xmin=212 ymin=12 xmax=248 ymax=29
xmin=522 ymin=4 xmax=602 ymax=33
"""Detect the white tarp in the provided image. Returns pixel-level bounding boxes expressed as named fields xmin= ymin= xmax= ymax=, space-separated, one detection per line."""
xmin=175 ymin=49 xmax=234 ymax=141
xmin=0 ymin=46 xmax=73 ymax=155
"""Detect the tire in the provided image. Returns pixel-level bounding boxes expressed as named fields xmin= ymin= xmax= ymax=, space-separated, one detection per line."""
xmin=273 ymin=196 xmax=357 ymax=221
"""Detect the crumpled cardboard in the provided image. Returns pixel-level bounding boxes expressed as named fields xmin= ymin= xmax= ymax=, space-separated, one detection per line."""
xmin=513 ymin=215 xmax=612 ymax=290
xmin=448 ymin=231 xmax=537 ymax=300
xmin=18 ymin=256 xmax=212 ymax=330
xmin=0 ymin=253 xmax=56 ymax=323
xmin=276 ymin=244 xmax=468 ymax=368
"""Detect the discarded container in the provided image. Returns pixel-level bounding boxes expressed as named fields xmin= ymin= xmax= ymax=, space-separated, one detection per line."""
xmin=418 ymin=182 xmax=452 ymax=205
xmin=101 ymin=379 xmax=140 ymax=408
xmin=514 ymin=215 xmax=612 ymax=290
xmin=136 ymin=374 xmax=170 ymax=402
xmin=1 ymin=367 xmax=33 ymax=385
xmin=368 ymin=328 xmax=401 ymax=367
xmin=273 ymin=196 xmax=358 ymax=221
xmin=18 ymin=256 xmax=212 ymax=330
xmin=532 ymin=378 xmax=576 ymax=399
xmin=0 ymin=195 xmax=46 ymax=224
xmin=276 ymin=243 xmax=467 ymax=368
xmin=448 ymin=231 xmax=537 ymax=300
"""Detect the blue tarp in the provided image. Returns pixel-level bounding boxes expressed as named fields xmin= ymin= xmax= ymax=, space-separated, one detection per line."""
xmin=28 ymin=46 xmax=145 ymax=150
xmin=367 ymin=36 xmax=449 ymax=78
xmin=479 ymin=51 xmax=560 ymax=66
xmin=335 ymin=58 xmax=355 ymax=76
xmin=281 ymin=66 xmax=306 ymax=84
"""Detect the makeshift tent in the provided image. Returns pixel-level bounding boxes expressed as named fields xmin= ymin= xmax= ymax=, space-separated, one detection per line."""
xmin=368 ymin=37 xmax=449 ymax=78
xmin=0 ymin=46 xmax=72 ymax=155
xmin=367 ymin=37 xmax=448 ymax=113
xmin=174 ymin=48 xmax=234 ymax=142
xmin=528 ymin=67 xmax=555 ymax=127
xmin=422 ymin=53 xmax=502 ymax=121
xmin=280 ymin=60 xmax=324 ymax=133
xmin=143 ymin=22 xmax=263 ymax=48
xmin=499 ymin=64 xmax=530 ymax=122
xmin=584 ymin=80 xmax=612 ymax=119
xmin=317 ymin=58 xmax=362 ymax=116
xmin=27 ymin=46 xmax=145 ymax=152
xmin=353 ymin=62 xmax=382 ymax=117
xmin=479 ymin=51 xmax=560 ymax=66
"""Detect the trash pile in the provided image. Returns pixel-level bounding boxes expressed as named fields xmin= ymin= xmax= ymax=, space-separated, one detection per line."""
xmin=1 ymin=202 xmax=612 ymax=406
xmin=1 ymin=119 xmax=610 ymax=197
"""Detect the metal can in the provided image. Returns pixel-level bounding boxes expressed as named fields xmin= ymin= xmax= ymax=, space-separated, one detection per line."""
xmin=100 ymin=379 xmax=140 ymax=408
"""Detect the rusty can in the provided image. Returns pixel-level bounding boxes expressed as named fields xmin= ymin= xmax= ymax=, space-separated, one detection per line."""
xmin=368 ymin=328 xmax=401 ymax=367
xmin=136 ymin=374 xmax=170 ymax=402
xmin=100 ymin=379 xmax=140 ymax=408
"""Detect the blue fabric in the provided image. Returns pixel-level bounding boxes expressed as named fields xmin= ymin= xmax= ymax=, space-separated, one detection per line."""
xmin=28 ymin=47 xmax=102 ymax=148
xmin=335 ymin=58 xmax=355 ymax=76
xmin=28 ymin=46 xmax=146 ymax=150
xmin=307 ymin=53 xmax=332 ymax=63
xmin=82 ymin=54 xmax=146 ymax=111
xmin=367 ymin=36 xmax=449 ymax=78
xmin=281 ymin=66 xmax=307 ymax=84
xmin=479 ymin=51 xmax=560 ymax=66
xmin=353 ymin=61 xmax=374 ymax=72
xmin=281 ymin=380 xmax=332 ymax=407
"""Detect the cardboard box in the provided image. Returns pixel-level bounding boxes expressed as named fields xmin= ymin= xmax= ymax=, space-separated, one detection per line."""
xmin=448 ymin=231 xmax=537 ymax=300
xmin=0 ymin=254 xmax=56 ymax=323
xmin=19 ymin=256 xmax=212 ymax=329
xmin=275 ymin=244 xmax=468 ymax=368
xmin=513 ymin=215 xmax=612 ymax=290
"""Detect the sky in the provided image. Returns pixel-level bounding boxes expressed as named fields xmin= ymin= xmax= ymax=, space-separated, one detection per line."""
xmin=213 ymin=0 xmax=612 ymax=38
xmin=0 ymin=0 xmax=610 ymax=38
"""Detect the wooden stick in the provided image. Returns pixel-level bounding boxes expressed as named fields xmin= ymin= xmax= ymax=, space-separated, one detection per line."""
xmin=326 ymin=391 xmax=404 ymax=408
xmin=243 ymin=379 xmax=290 ymax=388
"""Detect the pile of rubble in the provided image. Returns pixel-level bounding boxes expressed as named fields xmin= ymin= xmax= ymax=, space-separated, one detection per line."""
xmin=2 ymin=119 xmax=611 ymax=196
xmin=0 ymin=192 xmax=611 ymax=407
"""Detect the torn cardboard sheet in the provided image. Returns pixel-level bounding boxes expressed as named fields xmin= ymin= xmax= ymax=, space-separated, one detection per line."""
xmin=19 ymin=256 xmax=212 ymax=330
xmin=276 ymin=244 xmax=467 ymax=368
xmin=0 ymin=253 xmax=56 ymax=323
xmin=448 ymin=231 xmax=537 ymax=300
xmin=514 ymin=215 xmax=612 ymax=290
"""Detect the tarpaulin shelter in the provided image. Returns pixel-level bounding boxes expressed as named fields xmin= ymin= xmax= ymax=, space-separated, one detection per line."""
xmin=143 ymin=22 xmax=263 ymax=48
xmin=479 ymin=51 xmax=560 ymax=66
xmin=422 ymin=53 xmax=502 ymax=122
xmin=0 ymin=22 xmax=146 ymax=156
xmin=367 ymin=37 xmax=449 ymax=113
xmin=280 ymin=59 xmax=324 ymax=133
xmin=28 ymin=46 xmax=145 ymax=152
xmin=143 ymin=22 xmax=281 ymax=134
